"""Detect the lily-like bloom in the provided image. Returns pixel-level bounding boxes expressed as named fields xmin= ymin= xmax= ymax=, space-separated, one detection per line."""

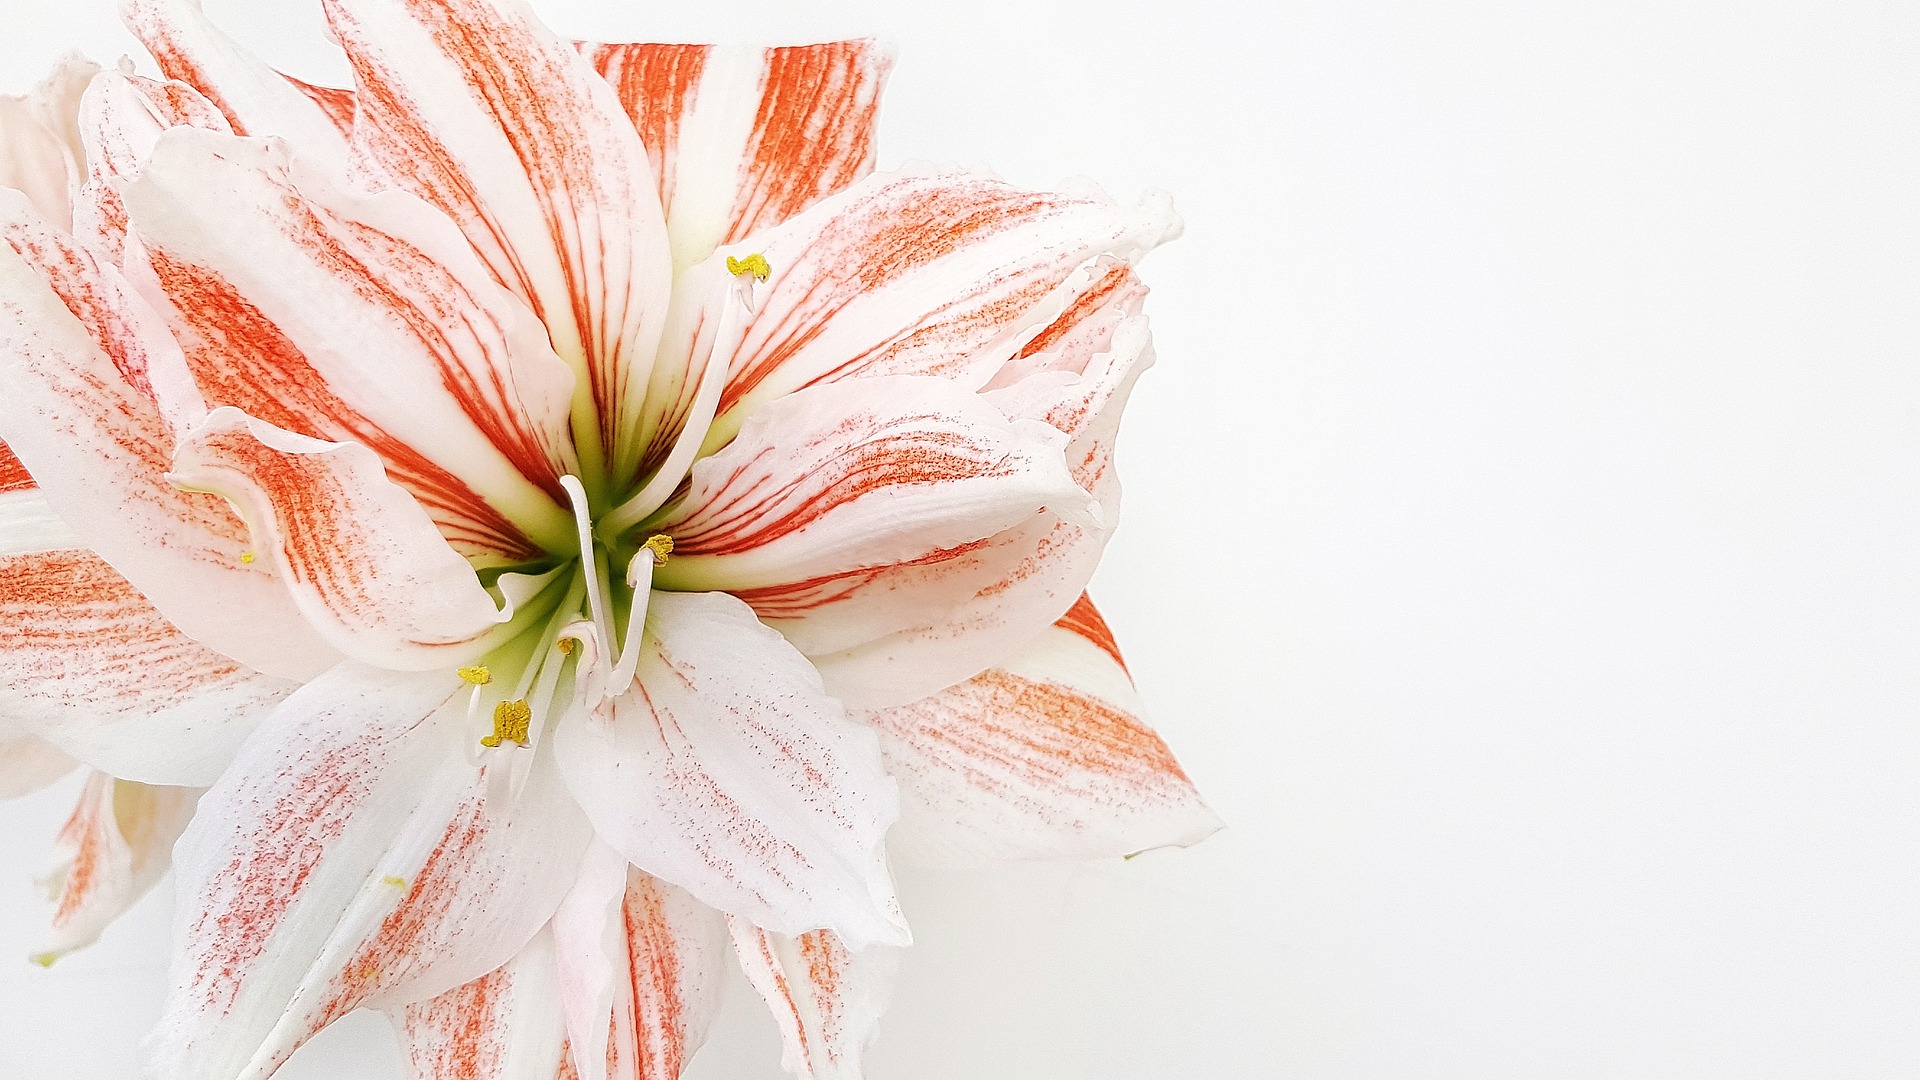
xmin=0 ymin=1 xmax=1219 ymax=1078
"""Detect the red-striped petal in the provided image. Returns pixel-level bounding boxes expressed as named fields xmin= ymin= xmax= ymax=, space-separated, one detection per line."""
xmin=0 ymin=196 xmax=339 ymax=681
xmin=126 ymin=127 xmax=580 ymax=559
xmin=581 ymin=40 xmax=892 ymax=270
xmin=74 ymin=70 xmax=230 ymax=264
xmin=168 ymin=408 xmax=529 ymax=671
xmin=394 ymin=929 xmax=573 ymax=1080
xmin=36 ymin=773 xmax=199 ymax=964
xmin=151 ymin=663 xmax=592 ymax=1080
xmin=122 ymin=0 xmax=350 ymax=164
xmin=554 ymin=589 xmax=907 ymax=950
xmin=864 ymin=600 xmax=1220 ymax=865
xmin=326 ymin=0 xmax=673 ymax=482
xmin=729 ymin=922 xmax=898 ymax=1080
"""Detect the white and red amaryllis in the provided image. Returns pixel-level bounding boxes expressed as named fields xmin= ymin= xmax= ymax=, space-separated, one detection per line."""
xmin=0 ymin=0 xmax=1220 ymax=1077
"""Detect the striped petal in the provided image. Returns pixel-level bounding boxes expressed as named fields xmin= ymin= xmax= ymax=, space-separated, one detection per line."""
xmin=552 ymin=853 xmax=729 ymax=1080
xmin=647 ymin=165 xmax=1179 ymax=459
xmin=581 ymin=40 xmax=892 ymax=270
xmin=864 ymin=598 xmax=1220 ymax=866
xmin=0 ymin=56 xmax=98 ymax=229
xmin=0 ymin=736 xmax=77 ymax=799
xmin=811 ymin=263 xmax=1156 ymax=707
xmin=393 ymin=928 xmax=573 ymax=1080
xmin=326 ymin=0 xmax=672 ymax=483
xmin=729 ymin=922 xmax=898 ymax=1080
xmin=34 ymin=773 xmax=199 ymax=966
xmin=168 ymin=408 xmax=529 ymax=671
xmin=648 ymin=374 xmax=1092 ymax=674
xmin=75 ymin=70 xmax=230 ymax=265
xmin=125 ymin=127 xmax=579 ymax=560
xmin=0 ymin=192 xmax=339 ymax=681
xmin=554 ymin=589 xmax=907 ymax=950
xmin=121 ymin=0 xmax=350 ymax=164
xmin=150 ymin=663 xmax=593 ymax=1080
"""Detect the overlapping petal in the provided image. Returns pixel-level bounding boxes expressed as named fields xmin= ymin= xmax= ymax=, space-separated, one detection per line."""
xmin=394 ymin=928 xmax=572 ymax=1080
xmin=125 ymin=127 xmax=580 ymax=560
xmin=645 ymin=164 xmax=1179 ymax=461
xmin=325 ymin=0 xmax=673 ymax=481
xmin=0 ymin=193 xmax=339 ymax=681
xmin=121 ymin=0 xmax=351 ymax=165
xmin=36 ymin=773 xmax=199 ymax=965
xmin=554 ymin=589 xmax=906 ymax=950
xmin=582 ymin=39 xmax=891 ymax=271
xmin=866 ymin=597 xmax=1219 ymax=865
xmin=0 ymin=56 xmax=98 ymax=228
xmin=150 ymin=663 xmax=593 ymax=1080
xmin=73 ymin=69 xmax=231 ymax=261
xmin=730 ymin=922 xmax=897 ymax=1080
xmin=0 ymin=735 xmax=77 ymax=798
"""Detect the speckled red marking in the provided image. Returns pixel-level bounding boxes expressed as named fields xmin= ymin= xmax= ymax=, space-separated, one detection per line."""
xmin=723 ymin=42 xmax=890 ymax=243
xmin=1054 ymin=593 xmax=1129 ymax=674
xmin=403 ymin=964 xmax=507 ymax=1080
xmin=1016 ymin=262 xmax=1136 ymax=360
xmin=284 ymin=74 xmax=357 ymax=136
xmin=616 ymin=873 xmax=693 ymax=1079
xmin=0 ymin=441 xmax=31 ymax=492
xmin=582 ymin=42 xmax=708 ymax=216
xmin=49 ymin=774 xmax=111 ymax=928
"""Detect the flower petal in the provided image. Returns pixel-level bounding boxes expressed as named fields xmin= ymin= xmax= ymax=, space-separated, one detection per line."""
xmin=648 ymin=374 xmax=1091 ymax=666
xmin=36 ymin=773 xmax=199 ymax=965
xmin=126 ymin=127 xmax=580 ymax=560
xmin=150 ymin=662 xmax=593 ymax=1080
xmin=554 ymin=589 xmax=907 ymax=949
xmin=810 ymin=268 xmax=1156 ymax=707
xmin=863 ymin=598 xmax=1220 ymax=866
xmin=325 ymin=0 xmax=672 ymax=480
xmin=0 ymin=193 xmax=339 ymax=680
xmin=168 ymin=408 xmax=529 ymax=671
xmin=121 ymin=0 xmax=350 ymax=164
xmin=0 ymin=736 xmax=77 ymax=799
xmin=650 ymin=165 xmax=1179 ymax=455
xmin=729 ymin=922 xmax=898 ymax=1080
xmin=0 ymin=56 xmax=98 ymax=228
xmin=393 ymin=928 xmax=572 ymax=1080
xmin=581 ymin=40 xmax=892 ymax=270
xmin=74 ymin=70 xmax=231 ymax=265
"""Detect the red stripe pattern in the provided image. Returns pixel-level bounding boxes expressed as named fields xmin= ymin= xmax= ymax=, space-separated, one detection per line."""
xmin=0 ymin=440 xmax=30 ymax=492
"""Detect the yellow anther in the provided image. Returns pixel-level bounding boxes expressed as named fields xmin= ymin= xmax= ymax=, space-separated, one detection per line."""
xmin=557 ymin=637 xmax=577 ymax=655
xmin=239 ymin=551 xmax=256 ymax=565
xmin=726 ymin=253 xmax=771 ymax=281
xmin=480 ymin=699 xmax=532 ymax=748
xmin=28 ymin=952 xmax=55 ymax=969
xmin=457 ymin=665 xmax=493 ymax=686
xmin=381 ymin=875 xmax=408 ymax=890
xmin=642 ymin=534 xmax=675 ymax=565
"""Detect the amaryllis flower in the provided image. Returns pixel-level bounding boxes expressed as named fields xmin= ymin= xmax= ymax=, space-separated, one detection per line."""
xmin=0 ymin=0 xmax=1219 ymax=1077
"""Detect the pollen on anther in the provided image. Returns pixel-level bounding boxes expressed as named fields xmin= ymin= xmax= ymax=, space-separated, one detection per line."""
xmin=726 ymin=253 xmax=772 ymax=281
xmin=239 ymin=551 xmax=256 ymax=565
xmin=557 ymin=637 xmax=577 ymax=655
xmin=642 ymin=534 xmax=675 ymax=564
xmin=480 ymin=699 xmax=532 ymax=748
xmin=458 ymin=665 xmax=492 ymax=686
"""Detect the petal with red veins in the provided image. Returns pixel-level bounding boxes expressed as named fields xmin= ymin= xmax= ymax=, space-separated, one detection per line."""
xmin=729 ymin=921 xmax=898 ymax=1080
xmin=283 ymin=75 xmax=357 ymax=139
xmin=126 ymin=128 xmax=580 ymax=559
xmin=326 ymin=0 xmax=672 ymax=480
xmin=150 ymin=662 xmax=593 ymax=1080
xmin=36 ymin=773 xmax=199 ymax=965
xmin=169 ymin=408 xmax=532 ymax=671
xmin=75 ymin=70 xmax=231 ymax=263
xmin=0 ymin=736 xmax=77 ymax=799
xmin=863 ymin=600 xmax=1220 ymax=866
xmin=810 ymin=276 xmax=1156 ymax=708
xmin=121 ymin=0 xmax=350 ymax=164
xmin=0 ymin=193 xmax=339 ymax=681
xmin=393 ymin=928 xmax=572 ymax=1080
xmin=648 ymin=374 xmax=1091 ymax=665
xmin=554 ymin=589 xmax=907 ymax=950
xmin=0 ymin=56 xmax=99 ymax=228
xmin=647 ymin=165 xmax=1179 ymax=456
xmin=582 ymin=40 xmax=892 ymax=270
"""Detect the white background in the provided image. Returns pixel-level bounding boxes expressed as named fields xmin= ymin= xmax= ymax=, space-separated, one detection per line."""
xmin=4 ymin=0 xmax=1919 ymax=1077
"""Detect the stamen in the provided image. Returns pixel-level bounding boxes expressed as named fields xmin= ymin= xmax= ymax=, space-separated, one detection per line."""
xmin=606 ymin=545 xmax=665 ymax=698
xmin=480 ymin=699 xmax=532 ymax=748
xmin=560 ymin=475 xmax=615 ymax=656
xmin=457 ymin=665 xmax=492 ymax=686
xmin=557 ymin=637 xmax=577 ymax=655
xmin=725 ymin=253 xmax=771 ymax=281
xmin=641 ymin=534 xmax=674 ymax=564
xmin=239 ymin=551 xmax=256 ymax=565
